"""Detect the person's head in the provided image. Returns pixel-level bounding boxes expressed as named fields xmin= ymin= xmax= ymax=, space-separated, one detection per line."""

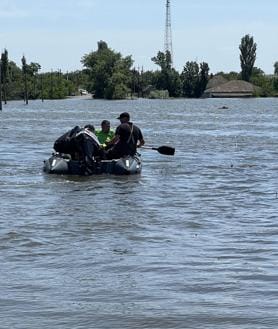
xmin=84 ymin=124 xmax=95 ymax=133
xmin=117 ymin=123 xmax=131 ymax=141
xmin=117 ymin=112 xmax=130 ymax=123
xmin=101 ymin=120 xmax=110 ymax=133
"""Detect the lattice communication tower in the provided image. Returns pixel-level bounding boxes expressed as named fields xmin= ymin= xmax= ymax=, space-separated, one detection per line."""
xmin=164 ymin=0 xmax=173 ymax=64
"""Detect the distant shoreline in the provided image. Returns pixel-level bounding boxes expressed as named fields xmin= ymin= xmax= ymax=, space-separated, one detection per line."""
xmin=66 ymin=94 xmax=93 ymax=100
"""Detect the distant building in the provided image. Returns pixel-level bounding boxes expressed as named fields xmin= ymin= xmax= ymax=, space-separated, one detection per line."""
xmin=203 ymin=77 xmax=261 ymax=98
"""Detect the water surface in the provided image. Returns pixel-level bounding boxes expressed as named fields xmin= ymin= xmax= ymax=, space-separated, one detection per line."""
xmin=0 ymin=98 xmax=278 ymax=328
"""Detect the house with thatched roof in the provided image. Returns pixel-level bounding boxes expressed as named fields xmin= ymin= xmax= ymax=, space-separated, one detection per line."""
xmin=203 ymin=79 xmax=260 ymax=98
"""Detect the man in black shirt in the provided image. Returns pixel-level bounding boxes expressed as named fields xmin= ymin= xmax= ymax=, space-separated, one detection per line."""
xmin=105 ymin=112 xmax=145 ymax=159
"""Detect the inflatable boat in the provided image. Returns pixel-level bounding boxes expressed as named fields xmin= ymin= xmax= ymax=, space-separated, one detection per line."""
xmin=43 ymin=153 xmax=142 ymax=176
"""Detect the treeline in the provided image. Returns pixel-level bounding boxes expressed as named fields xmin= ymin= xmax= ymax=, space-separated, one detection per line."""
xmin=1 ymin=34 xmax=278 ymax=103
xmin=81 ymin=41 xmax=209 ymax=99
xmin=0 ymin=51 xmax=89 ymax=103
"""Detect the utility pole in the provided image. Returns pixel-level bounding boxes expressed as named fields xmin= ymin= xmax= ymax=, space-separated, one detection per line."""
xmin=0 ymin=60 xmax=2 ymax=111
xmin=164 ymin=0 xmax=173 ymax=64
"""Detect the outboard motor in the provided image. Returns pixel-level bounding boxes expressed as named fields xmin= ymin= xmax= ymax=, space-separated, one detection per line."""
xmin=73 ymin=128 xmax=102 ymax=174
xmin=53 ymin=125 xmax=81 ymax=156
xmin=52 ymin=126 xmax=102 ymax=175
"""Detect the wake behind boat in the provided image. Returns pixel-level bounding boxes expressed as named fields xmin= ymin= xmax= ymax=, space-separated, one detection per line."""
xmin=43 ymin=152 xmax=142 ymax=176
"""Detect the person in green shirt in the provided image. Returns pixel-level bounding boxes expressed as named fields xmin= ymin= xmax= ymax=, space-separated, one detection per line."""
xmin=96 ymin=120 xmax=115 ymax=147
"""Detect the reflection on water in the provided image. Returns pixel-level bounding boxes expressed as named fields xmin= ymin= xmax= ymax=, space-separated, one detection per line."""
xmin=0 ymin=98 xmax=278 ymax=329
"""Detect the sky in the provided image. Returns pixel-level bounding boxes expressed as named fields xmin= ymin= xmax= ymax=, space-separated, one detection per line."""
xmin=1 ymin=0 xmax=277 ymax=74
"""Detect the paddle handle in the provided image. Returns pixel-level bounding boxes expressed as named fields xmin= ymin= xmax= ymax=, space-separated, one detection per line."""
xmin=140 ymin=146 xmax=157 ymax=150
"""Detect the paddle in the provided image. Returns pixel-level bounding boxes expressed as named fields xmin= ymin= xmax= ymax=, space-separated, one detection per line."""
xmin=141 ymin=145 xmax=175 ymax=156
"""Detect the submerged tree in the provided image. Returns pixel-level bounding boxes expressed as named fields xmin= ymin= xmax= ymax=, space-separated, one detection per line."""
xmin=151 ymin=50 xmax=181 ymax=97
xmin=151 ymin=50 xmax=172 ymax=71
xmin=1 ymin=49 xmax=9 ymax=104
xmin=181 ymin=61 xmax=199 ymax=97
xmin=0 ymin=61 xmax=2 ymax=110
xmin=21 ymin=55 xmax=28 ymax=104
xmin=274 ymin=61 xmax=278 ymax=75
xmin=81 ymin=40 xmax=133 ymax=99
xmin=198 ymin=62 xmax=210 ymax=96
xmin=239 ymin=34 xmax=257 ymax=82
xmin=180 ymin=61 xmax=209 ymax=97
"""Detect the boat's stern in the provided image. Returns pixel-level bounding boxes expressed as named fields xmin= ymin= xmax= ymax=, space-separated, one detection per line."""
xmin=113 ymin=155 xmax=142 ymax=175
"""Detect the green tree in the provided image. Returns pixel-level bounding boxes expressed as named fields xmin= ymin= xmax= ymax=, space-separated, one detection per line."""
xmin=151 ymin=50 xmax=181 ymax=97
xmin=274 ymin=61 xmax=278 ymax=75
xmin=6 ymin=61 xmax=23 ymax=100
xmin=66 ymin=70 xmax=90 ymax=95
xmin=239 ymin=34 xmax=257 ymax=82
xmin=26 ymin=62 xmax=41 ymax=99
xmin=39 ymin=71 xmax=72 ymax=99
xmin=1 ymin=49 xmax=9 ymax=104
xmin=181 ymin=61 xmax=199 ymax=97
xmin=197 ymin=62 xmax=210 ymax=96
xmin=140 ymin=70 xmax=157 ymax=97
xmin=273 ymin=78 xmax=278 ymax=94
xmin=180 ymin=61 xmax=209 ymax=97
xmin=0 ymin=61 xmax=2 ymax=110
xmin=21 ymin=55 xmax=28 ymax=104
xmin=251 ymin=75 xmax=273 ymax=96
xmin=104 ymin=57 xmax=133 ymax=99
xmin=151 ymin=50 xmax=172 ymax=71
xmin=129 ymin=67 xmax=140 ymax=97
xmin=0 ymin=54 xmax=86 ymax=101
xmin=216 ymin=71 xmax=239 ymax=80
xmin=251 ymin=66 xmax=264 ymax=77
xmin=248 ymin=67 xmax=277 ymax=96
xmin=81 ymin=40 xmax=133 ymax=99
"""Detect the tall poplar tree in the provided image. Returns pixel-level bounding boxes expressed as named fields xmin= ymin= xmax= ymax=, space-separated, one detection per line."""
xmin=239 ymin=34 xmax=257 ymax=82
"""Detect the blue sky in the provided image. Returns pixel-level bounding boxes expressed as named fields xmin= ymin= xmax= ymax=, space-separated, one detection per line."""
xmin=1 ymin=0 xmax=277 ymax=74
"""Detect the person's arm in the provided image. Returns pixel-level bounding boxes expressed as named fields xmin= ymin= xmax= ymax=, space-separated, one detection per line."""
xmin=108 ymin=134 xmax=119 ymax=145
xmin=137 ymin=128 xmax=145 ymax=147
xmin=137 ymin=138 xmax=145 ymax=147
xmin=107 ymin=126 xmax=120 ymax=145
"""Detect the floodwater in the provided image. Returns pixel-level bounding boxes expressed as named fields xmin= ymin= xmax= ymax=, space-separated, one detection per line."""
xmin=0 ymin=97 xmax=278 ymax=329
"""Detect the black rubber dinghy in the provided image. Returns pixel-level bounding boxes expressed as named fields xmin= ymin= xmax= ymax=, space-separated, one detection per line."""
xmin=43 ymin=153 xmax=142 ymax=176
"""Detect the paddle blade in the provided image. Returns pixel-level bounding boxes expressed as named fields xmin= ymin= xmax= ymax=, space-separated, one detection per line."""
xmin=156 ymin=145 xmax=175 ymax=156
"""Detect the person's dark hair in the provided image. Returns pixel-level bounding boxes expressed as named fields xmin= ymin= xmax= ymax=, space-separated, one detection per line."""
xmin=117 ymin=112 xmax=130 ymax=120
xmin=101 ymin=120 xmax=110 ymax=126
xmin=117 ymin=123 xmax=131 ymax=141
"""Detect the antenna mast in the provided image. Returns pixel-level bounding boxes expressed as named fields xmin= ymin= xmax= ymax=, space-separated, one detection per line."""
xmin=164 ymin=0 xmax=173 ymax=64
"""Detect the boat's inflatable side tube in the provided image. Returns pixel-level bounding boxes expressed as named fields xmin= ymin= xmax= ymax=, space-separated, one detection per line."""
xmin=43 ymin=153 xmax=142 ymax=175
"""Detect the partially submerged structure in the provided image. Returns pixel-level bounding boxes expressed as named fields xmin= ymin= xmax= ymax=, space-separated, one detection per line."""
xmin=203 ymin=76 xmax=260 ymax=98
xmin=205 ymin=75 xmax=228 ymax=90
